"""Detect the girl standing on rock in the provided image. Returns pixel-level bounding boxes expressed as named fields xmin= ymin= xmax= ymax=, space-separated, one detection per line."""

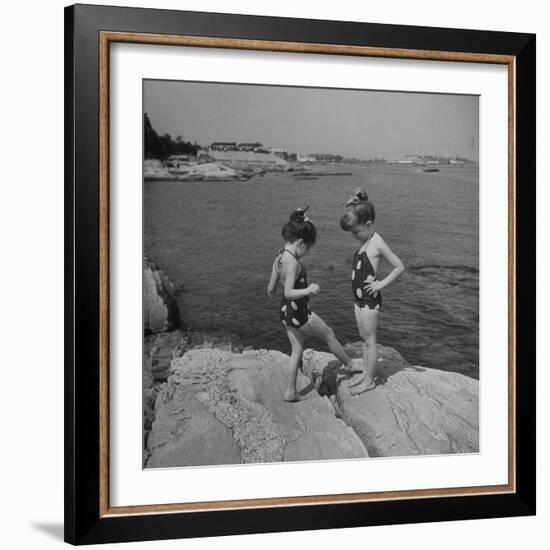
xmin=267 ymin=207 xmax=361 ymax=402
xmin=340 ymin=189 xmax=405 ymax=395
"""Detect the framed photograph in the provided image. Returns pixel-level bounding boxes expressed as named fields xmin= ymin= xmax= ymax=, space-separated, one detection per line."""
xmin=65 ymin=4 xmax=536 ymax=545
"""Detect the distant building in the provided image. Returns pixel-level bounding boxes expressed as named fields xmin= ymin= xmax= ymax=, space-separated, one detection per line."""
xmin=271 ymin=148 xmax=289 ymax=160
xmin=387 ymin=154 xmax=471 ymax=165
xmin=390 ymin=155 xmax=428 ymax=165
xmin=210 ymin=142 xmax=237 ymax=151
xmin=238 ymin=142 xmax=264 ymax=151
xmin=310 ymin=153 xmax=342 ymax=162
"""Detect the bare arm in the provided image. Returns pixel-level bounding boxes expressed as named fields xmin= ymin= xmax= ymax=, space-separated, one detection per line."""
xmin=365 ymin=236 xmax=405 ymax=295
xmin=266 ymin=258 xmax=280 ymax=297
xmin=282 ymin=260 xmax=317 ymax=300
xmin=377 ymin=237 xmax=405 ymax=289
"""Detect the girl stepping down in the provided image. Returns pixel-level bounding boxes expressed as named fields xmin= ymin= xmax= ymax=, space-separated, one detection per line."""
xmin=267 ymin=206 xmax=361 ymax=402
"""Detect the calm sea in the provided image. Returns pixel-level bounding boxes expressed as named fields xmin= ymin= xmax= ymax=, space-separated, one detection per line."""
xmin=144 ymin=164 xmax=479 ymax=378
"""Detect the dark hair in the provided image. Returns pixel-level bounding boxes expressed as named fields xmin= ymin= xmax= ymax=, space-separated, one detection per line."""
xmin=339 ymin=188 xmax=375 ymax=231
xmin=281 ymin=206 xmax=317 ymax=246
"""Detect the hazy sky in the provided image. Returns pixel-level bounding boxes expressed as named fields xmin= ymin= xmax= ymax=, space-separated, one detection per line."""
xmin=144 ymin=80 xmax=478 ymax=161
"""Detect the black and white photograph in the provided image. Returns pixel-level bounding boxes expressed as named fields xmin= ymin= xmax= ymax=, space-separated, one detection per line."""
xmin=1 ymin=0 xmax=544 ymax=544
xmin=142 ymin=79 xmax=480 ymax=469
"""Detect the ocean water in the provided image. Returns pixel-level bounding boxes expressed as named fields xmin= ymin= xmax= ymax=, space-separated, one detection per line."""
xmin=144 ymin=164 xmax=479 ymax=378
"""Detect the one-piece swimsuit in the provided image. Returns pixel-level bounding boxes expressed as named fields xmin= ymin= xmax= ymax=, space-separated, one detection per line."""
xmin=352 ymin=234 xmax=382 ymax=310
xmin=277 ymin=249 xmax=312 ymax=328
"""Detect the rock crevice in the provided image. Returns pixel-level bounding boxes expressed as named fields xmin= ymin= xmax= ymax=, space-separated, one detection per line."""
xmin=143 ymin=257 xmax=180 ymax=334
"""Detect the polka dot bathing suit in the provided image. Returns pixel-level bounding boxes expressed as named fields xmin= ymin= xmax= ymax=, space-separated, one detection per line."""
xmin=352 ymin=234 xmax=382 ymax=311
xmin=277 ymin=249 xmax=312 ymax=328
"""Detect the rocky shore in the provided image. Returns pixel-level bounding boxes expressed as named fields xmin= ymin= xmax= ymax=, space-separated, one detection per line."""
xmin=144 ymin=159 xmax=263 ymax=182
xmin=304 ymin=344 xmax=479 ymax=457
xmin=143 ymin=257 xmax=180 ymax=334
xmin=143 ymin=332 xmax=478 ymax=467
xmin=143 ymin=260 xmax=479 ymax=468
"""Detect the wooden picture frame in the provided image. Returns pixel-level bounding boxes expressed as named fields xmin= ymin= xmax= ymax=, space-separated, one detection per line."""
xmin=65 ymin=3 xmax=535 ymax=545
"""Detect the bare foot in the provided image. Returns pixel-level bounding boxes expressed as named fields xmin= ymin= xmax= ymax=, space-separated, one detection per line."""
xmin=284 ymin=391 xmax=305 ymax=402
xmin=350 ymin=379 xmax=376 ymax=396
xmin=339 ymin=359 xmax=363 ymax=376
xmin=348 ymin=375 xmax=365 ymax=387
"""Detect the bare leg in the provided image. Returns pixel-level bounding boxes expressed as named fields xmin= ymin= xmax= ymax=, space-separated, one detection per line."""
xmin=350 ymin=305 xmax=378 ymax=395
xmin=284 ymin=327 xmax=305 ymax=402
xmin=349 ymin=305 xmax=367 ymax=387
xmin=349 ymin=341 xmax=369 ymax=387
xmin=301 ymin=312 xmax=356 ymax=368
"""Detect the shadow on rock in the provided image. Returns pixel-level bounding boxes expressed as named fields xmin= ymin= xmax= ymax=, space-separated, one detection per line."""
xmin=303 ymin=343 xmax=479 ymax=458
xmin=343 ymin=342 xmax=426 ymax=386
xmin=315 ymin=360 xmax=357 ymax=397
xmin=310 ymin=345 xmax=426 ymax=397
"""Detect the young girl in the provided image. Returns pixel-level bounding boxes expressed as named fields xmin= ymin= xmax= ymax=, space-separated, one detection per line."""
xmin=340 ymin=189 xmax=405 ymax=395
xmin=267 ymin=207 xmax=361 ymax=402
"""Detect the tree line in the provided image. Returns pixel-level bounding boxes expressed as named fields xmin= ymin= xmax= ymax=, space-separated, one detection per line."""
xmin=144 ymin=113 xmax=200 ymax=159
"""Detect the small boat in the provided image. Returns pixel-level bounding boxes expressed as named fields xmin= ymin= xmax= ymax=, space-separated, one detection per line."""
xmin=423 ymin=168 xmax=440 ymax=172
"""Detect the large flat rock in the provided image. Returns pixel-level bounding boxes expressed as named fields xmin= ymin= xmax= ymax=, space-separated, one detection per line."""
xmin=303 ymin=345 xmax=479 ymax=457
xmin=142 ymin=331 xmax=244 ymax=466
xmin=146 ymin=348 xmax=368 ymax=468
xmin=227 ymin=350 xmax=368 ymax=462
xmin=146 ymin=349 xmax=243 ymax=468
xmin=146 ymin=343 xmax=478 ymax=468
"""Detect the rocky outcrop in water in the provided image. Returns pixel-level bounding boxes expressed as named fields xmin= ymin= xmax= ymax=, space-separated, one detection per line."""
xmin=143 ymin=257 xmax=180 ymax=334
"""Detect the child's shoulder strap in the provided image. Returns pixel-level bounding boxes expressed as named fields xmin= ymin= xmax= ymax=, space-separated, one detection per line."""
xmin=276 ymin=248 xmax=284 ymax=272
xmin=277 ymin=248 xmax=301 ymax=273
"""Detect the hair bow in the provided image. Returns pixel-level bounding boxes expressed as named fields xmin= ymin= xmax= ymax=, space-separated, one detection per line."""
xmin=297 ymin=205 xmax=311 ymax=222
xmin=345 ymin=188 xmax=368 ymax=207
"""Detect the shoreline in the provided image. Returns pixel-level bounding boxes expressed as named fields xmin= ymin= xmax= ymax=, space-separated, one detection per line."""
xmin=143 ymin=328 xmax=479 ymax=467
xmin=143 ymin=261 xmax=479 ymax=467
xmin=144 ymin=250 xmax=478 ymax=381
xmin=169 ymin=318 xmax=479 ymax=380
xmin=144 ymin=158 xmax=478 ymax=183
